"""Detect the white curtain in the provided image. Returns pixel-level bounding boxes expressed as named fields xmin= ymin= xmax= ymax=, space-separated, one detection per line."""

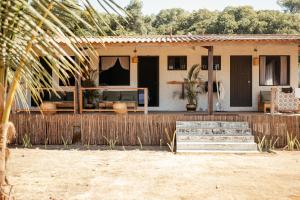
xmin=101 ymin=56 xmax=129 ymax=71
xmin=265 ymin=59 xmax=274 ymax=85
xmin=280 ymin=56 xmax=288 ymax=85
xmin=260 ymin=56 xmax=266 ymax=85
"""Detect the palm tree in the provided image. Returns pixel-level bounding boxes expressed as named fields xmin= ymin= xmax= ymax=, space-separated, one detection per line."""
xmin=0 ymin=0 xmax=126 ymax=197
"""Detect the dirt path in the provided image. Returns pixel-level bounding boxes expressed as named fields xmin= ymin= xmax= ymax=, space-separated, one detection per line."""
xmin=6 ymin=147 xmax=300 ymax=200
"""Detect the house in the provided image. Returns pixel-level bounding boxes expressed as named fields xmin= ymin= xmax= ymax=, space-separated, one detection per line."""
xmin=20 ymin=34 xmax=300 ymax=113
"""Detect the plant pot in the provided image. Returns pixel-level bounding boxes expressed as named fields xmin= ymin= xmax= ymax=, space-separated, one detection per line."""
xmin=186 ymin=104 xmax=197 ymax=111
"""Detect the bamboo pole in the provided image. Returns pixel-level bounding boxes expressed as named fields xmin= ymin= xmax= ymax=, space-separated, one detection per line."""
xmin=0 ymin=2 xmax=54 ymax=188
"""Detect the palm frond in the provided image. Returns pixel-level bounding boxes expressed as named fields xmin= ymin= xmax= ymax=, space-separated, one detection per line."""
xmin=187 ymin=64 xmax=199 ymax=81
xmin=0 ymin=0 xmax=127 ymax=113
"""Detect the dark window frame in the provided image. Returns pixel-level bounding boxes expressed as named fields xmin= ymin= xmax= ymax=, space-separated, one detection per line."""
xmin=99 ymin=56 xmax=131 ymax=86
xmin=259 ymin=55 xmax=290 ymax=86
xmin=201 ymin=56 xmax=222 ymax=70
xmin=167 ymin=56 xmax=187 ymax=70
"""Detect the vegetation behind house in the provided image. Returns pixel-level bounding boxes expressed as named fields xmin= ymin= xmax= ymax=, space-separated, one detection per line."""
xmin=34 ymin=0 xmax=300 ymax=36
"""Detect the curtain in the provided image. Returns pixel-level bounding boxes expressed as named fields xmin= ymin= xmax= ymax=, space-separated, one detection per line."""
xmin=266 ymin=59 xmax=274 ymax=85
xmin=280 ymin=56 xmax=288 ymax=85
xmin=101 ymin=56 xmax=129 ymax=71
xmin=260 ymin=56 xmax=289 ymax=86
xmin=260 ymin=56 xmax=266 ymax=85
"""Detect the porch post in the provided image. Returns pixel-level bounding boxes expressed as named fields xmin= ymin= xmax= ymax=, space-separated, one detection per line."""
xmin=144 ymin=88 xmax=148 ymax=114
xmin=76 ymin=73 xmax=81 ymax=114
xmin=270 ymin=87 xmax=277 ymax=115
xmin=207 ymin=46 xmax=214 ymax=115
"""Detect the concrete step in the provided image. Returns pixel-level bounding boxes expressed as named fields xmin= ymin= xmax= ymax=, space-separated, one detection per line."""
xmin=177 ymin=135 xmax=255 ymax=143
xmin=176 ymin=128 xmax=252 ymax=136
xmin=177 ymin=150 xmax=259 ymax=153
xmin=177 ymin=142 xmax=258 ymax=152
xmin=176 ymin=121 xmax=249 ymax=129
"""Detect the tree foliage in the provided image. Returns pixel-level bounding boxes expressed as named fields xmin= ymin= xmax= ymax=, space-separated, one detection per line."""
xmin=278 ymin=0 xmax=300 ymax=13
xmin=68 ymin=0 xmax=300 ymax=36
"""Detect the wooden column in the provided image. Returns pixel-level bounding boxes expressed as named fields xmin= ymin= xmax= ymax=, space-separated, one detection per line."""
xmin=271 ymin=87 xmax=277 ymax=115
xmin=207 ymin=46 xmax=214 ymax=115
xmin=75 ymin=61 xmax=82 ymax=114
xmin=144 ymin=88 xmax=148 ymax=114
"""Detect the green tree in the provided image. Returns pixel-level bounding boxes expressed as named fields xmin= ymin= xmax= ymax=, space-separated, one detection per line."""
xmin=153 ymin=8 xmax=189 ymax=35
xmin=124 ymin=0 xmax=147 ymax=35
xmin=257 ymin=10 xmax=300 ymax=33
xmin=224 ymin=6 xmax=259 ymax=33
xmin=278 ymin=0 xmax=300 ymax=13
xmin=213 ymin=12 xmax=238 ymax=34
xmin=186 ymin=9 xmax=217 ymax=34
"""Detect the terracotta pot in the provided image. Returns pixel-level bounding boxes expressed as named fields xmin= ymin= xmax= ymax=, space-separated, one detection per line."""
xmin=186 ymin=104 xmax=197 ymax=111
xmin=113 ymin=102 xmax=128 ymax=114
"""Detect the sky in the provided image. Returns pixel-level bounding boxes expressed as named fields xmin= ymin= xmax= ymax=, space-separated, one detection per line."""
xmin=93 ymin=0 xmax=282 ymax=14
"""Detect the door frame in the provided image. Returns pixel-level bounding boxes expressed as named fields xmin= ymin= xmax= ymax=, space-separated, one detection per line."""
xmin=230 ymin=55 xmax=253 ymax=107
xmin=137 ymin=56 xmax=160 ymax=107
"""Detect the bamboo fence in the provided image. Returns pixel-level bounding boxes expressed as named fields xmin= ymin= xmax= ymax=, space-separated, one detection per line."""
xmin=10 ymin=113 xmax=300 ymax=148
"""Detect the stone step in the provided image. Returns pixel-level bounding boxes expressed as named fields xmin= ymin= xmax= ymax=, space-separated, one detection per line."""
xmin=177 ymin=150 xmax=259 ymax=153
xmin=177 ymin=142 xmax=258 ymax=152
xmin=176 ymin=128 xmax=252 ymax=136
xmin=177 ymin=135 xmax=255 ymax=143
xmin=176 ymin=121 xmax=249 ymax=129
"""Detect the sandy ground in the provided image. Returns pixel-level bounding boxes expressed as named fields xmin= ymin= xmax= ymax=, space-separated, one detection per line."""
xmin=6 ymin=146 xmax=300 ymax=200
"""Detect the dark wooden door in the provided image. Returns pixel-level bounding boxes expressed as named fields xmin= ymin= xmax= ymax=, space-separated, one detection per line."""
xmin=138 ymin=56 xmax=159 ymax=107
xmin=230 ymin=56 xmax=252 ymax=107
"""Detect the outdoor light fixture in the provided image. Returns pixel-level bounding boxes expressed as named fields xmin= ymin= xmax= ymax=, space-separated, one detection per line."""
xmin=132 ymin=48 xmax=138 ymax=63
xmin=253 ymin=48 xmax=259 ymax=66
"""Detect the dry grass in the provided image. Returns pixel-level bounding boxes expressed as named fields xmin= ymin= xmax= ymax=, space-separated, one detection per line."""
xmin=6 ymin=147 xmax=300 ymax=200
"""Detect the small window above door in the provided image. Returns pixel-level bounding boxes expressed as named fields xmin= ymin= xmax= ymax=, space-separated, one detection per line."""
xmin=168 ymin=56 xmax=187 ymax=70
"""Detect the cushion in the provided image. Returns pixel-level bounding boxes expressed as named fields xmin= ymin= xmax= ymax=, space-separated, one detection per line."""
xmin=120 ymin=91 xmax=138 ymax=101
xmin=103 ymin=91 xmax=121 ymax=101
xmin=277 ymin=90 xmax=299 ymax=111
xmin=260 ymin=91 xmax=271 ymax=103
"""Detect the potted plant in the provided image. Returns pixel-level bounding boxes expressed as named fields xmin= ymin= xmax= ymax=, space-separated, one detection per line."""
xmin=81 ymin=69 xmax=100 ymax=108
xmin=184 ymin=64 xmax=205 ymax=111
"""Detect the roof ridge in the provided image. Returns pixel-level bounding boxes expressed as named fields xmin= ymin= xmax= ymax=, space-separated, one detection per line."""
xmin=54 ymin=34 xmax=300 ymax=44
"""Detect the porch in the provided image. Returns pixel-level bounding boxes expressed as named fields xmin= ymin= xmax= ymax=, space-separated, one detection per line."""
xmin=11 ymin=112 xmax=300 ymax=148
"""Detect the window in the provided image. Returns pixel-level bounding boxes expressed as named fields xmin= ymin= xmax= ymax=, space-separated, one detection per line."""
xmin=59 ymin=56 xmax=76 ymax=86
xmin=259 ymin=56 xmax=290 ymax=86
xmin=168 ymin=56 xmax=187 ymax=70
xmin=99 ymin=56 xmax=130 ymax=86
xmin=201 ymin=56 xmax=221 ymax=70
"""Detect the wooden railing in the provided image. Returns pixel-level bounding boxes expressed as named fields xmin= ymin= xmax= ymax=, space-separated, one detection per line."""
xmin=79 ymin=87 xmax=148 ymax=114
xmin=16 ymin=87 xmax=76 ymax=114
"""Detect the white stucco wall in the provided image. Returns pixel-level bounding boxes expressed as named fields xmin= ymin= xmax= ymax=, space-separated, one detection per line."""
xmin=26 ymin=42 xmax=299 ymax=112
